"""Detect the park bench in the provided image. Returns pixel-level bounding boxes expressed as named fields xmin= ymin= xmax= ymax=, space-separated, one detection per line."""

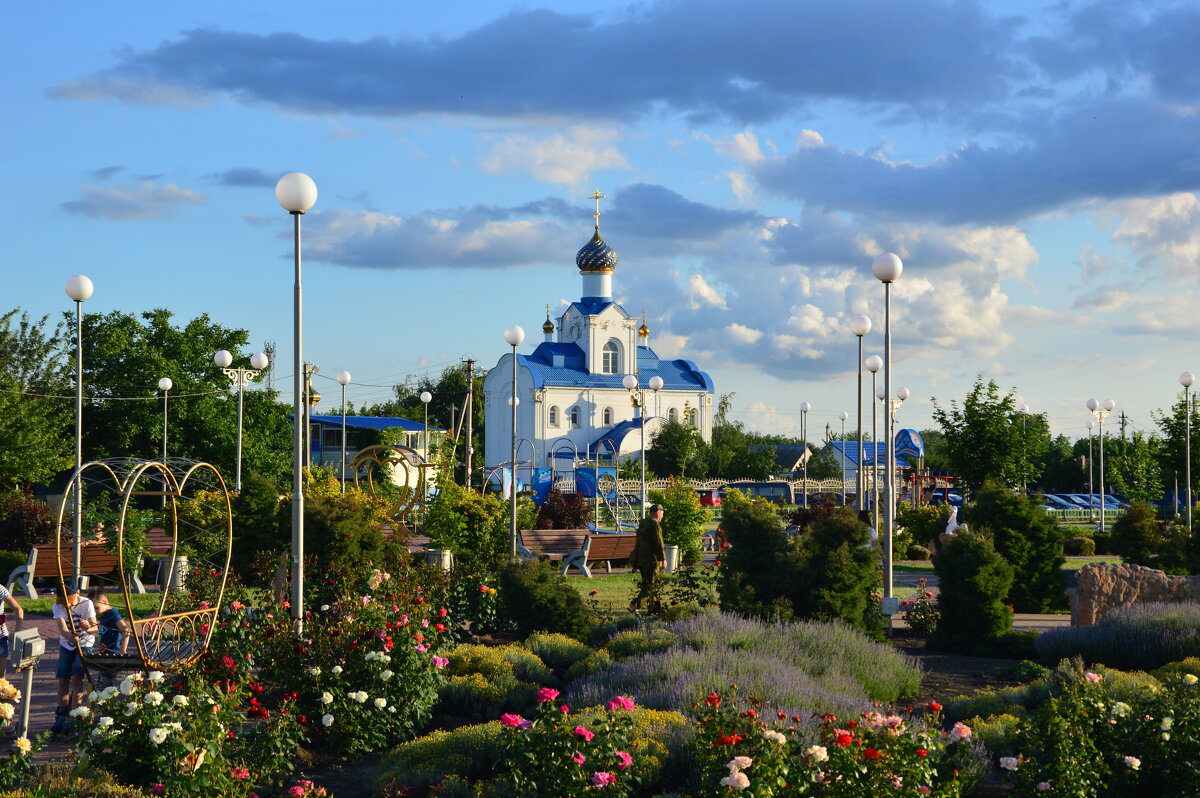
xmin=575 ymin=533 xmax=637 ymax=579
xmin=5 ymin=543 xmax=121 ymax=599
xmin=517 ymin=530 xmax=638 ymax=578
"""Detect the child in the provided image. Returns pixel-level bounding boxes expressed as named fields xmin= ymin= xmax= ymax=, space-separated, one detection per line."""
xmin=87 ymin=587 xmax=131 ymax=690
xmin=51 ymin=579 xmax=95 ymax=736
xmin=0 ymin=581 xmax=24 ymax=680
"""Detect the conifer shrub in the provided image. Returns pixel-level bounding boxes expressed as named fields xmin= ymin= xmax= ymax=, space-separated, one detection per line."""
xmin=966 ymin=481 xmax=1065 ymax=611
xmin=603 ymin=628 xmax=678 ymax=660
xmin=497 ymin=558 xmax=591 ymax=641
xmin=1063 ymin=536 xmax=1096 ymax=556
xmin=1109 ymin=501 xmax=1161 ymax=566
xmin=929 ymin=532 xmax=1015 ymax=653
xmin=522 ymin=632 xmax=593 ymax=678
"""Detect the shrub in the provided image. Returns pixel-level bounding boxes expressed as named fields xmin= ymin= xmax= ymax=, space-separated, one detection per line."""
xmin=535 ymin=490 xmax=592 ymax=530
xmin=523 ymin=633 xmax=594 ymax=678
xmin=604 ymin=629 xmax=679 ymax=660
xmin=1035 ymin=602 xmax=1200 ymax=671
xmin=649 ymin=477 xmax=709 ymax=566
xmin=1063 ymin=536 xmax=1096 ymax=556
xmin=905 ymin=544 xmax=932 ymax=561
xmin=1109 ymin=501 xmax=1162 ymax=566
xmin=896 ymin=502 xmax=952 ymax=549
xmin=0 ymin=490 xmax=55 ymax=552
xmin=929 ymin=532 xmax=1015 ymax=653
xmin=965 ymin=713 xmax=1022 ymax=757
xmin=565 ymin=651 xmax=614 ymax=683
xmin=966 ymin=482 xmax=1065 ymax=612
xmin=437 ymin=644 xmax=555 ymax=718
xmin=0 ymin=550 xmax=26 ymax=582
xmin=497 ymin=559 xmax=591 ymax=640
xmin=1151 ymin=657 xmax=1200 ymax=683
xmin=899 ymin=578 xmax=939 ymax=636
xmin=228 ymin=470 xmax=286 ymax=581
xmin=424 ymin=480 xmax=527 ymax=571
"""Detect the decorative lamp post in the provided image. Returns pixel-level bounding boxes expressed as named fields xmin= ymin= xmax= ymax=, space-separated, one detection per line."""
xmin=277 ymin=171 xmax=318 ymax=634
xmin=1087 ymin=398 xmax=1116 ymax=534
xmin=866 ymin=355 xmax=883 ymax=536
xmin=838 ymin=409 xmax=849 ymax=504
xmin=848 ymin=314 xmax=871 ymax=512
xmin=420 ymin=391 xmax=433 ymax=462
xmin=1016 ymin=402 xmax=1030 ymax=495
xmin=1086 ymin=420 xmax=1096 ymax=520
xmin=336 ymin=371 xmax=352 ymax=493
xmin=1181 ymin=372 xmax=1195 ymax=531
xmin=65 ymin=274 xmax=93 ymax=583
xmin=158 ymin=378 xmax=173 ymax=461
xmin=646 ymin=376 xmax=663 ymax=514
xmin=214 ymin=349 xmax=269 ymax=493
xmin=504 ymin=325 xmax=525 ymax=558
xmin=622 ymin=373 xmax=647 ymax=517
xmin=872 ymin=252 xmax=903 ymax=607
xmin=800 ymin=401 xmax=812 ymax=508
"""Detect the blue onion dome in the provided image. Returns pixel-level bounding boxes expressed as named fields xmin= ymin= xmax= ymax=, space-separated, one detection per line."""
xmin=576 ymin=230 xmax=618 ymax=273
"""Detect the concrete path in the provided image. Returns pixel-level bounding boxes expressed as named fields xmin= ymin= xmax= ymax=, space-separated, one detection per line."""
xmin=4 ymin=614 xmax=76 ymax=761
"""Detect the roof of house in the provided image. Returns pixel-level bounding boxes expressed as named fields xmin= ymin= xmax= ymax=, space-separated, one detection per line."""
xmin=306 ymin=415 xmax=445 ymax=433
xmin=823 ymin=433 xmax=923 ymax=469
xmin=518 ymin=343 xmax=714 ymax=392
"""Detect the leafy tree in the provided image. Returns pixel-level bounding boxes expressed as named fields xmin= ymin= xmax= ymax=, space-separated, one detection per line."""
xmin=791 ymin=509 xmax=882 ymax=634
xmin=966 ymin=481 xmax=1065 ymax=612
xmin=1154 ymin=395 xmax=1199 ymax=507
xmin=1106 ymin=431 xmax=1164 ymax=505
xmin=0 ymin=310 xmax=72 ymax=487
xmin=1109 ymin=501 xmax=1162 ymax=567
xmin=1038 ymin=434 xmax=1086 ymax=493
xmin=646 ymin=418 xmax=709 ymax=478
xmin=932 ymin=377 xmax=1048 ymax=493
xmin=648 ymin=477 xmax=709 ymax=565
xmin=535 ymin=490 xmax=591 ymax=529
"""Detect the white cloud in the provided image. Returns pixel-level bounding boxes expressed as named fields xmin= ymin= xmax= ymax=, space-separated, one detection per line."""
xmin=726 ymin=323 xmax=763 ymax=344
xmin=796 ymin=129 xmax=824 ymax=148
xmin=479 ymin=126 xmax=629 ymax=186
xmin=686 ymin=273 xmax=727 ymax=309
xmin=62 ymin=181 xmax=207 ymax=220
xmin=697 ymin=130 xmax=766 ymax=164
xmin=1106 ymin=192 xmax=1200 ymax=280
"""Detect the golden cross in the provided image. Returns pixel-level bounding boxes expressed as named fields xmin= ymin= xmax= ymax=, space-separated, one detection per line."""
xmin=587 ymin=189 xmax=606 ymax=230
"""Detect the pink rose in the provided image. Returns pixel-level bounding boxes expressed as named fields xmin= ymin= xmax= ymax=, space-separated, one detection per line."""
xmin=231 ymin=766 xmax=250 ymax=780
xmin=500 ymin=713 xmax=527 ymax=728
xmin=948 ymin=722 xmax=972 ymax=743
xmin=432 ymin=656 xmax=449 ymax=669
xmin=592 ymin=771 xmax=616 ymax=787
xmin=537 ymin=687 xmax=561 ymax=703
xmin=289 ymin=788 xmax=305 ymax=798
xmin=1037 ymin=783 xmax=1051 ymax=792
xmin=615 ymin=750 xmax=633 ymax=770
xmin=573 ymin=725 xmax=595 ymax=741
xmin=572 ymin=750 xmax=586 ymax=766
xmin=606 ymin=695 xmax=635 ymax=711
xmin=1085 ymin=672 xmax=1103 ymax=684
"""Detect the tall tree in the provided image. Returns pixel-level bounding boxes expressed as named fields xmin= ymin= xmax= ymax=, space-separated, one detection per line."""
xmin=931 ymin=377 xmax=1048 ymax=493
xmin=0 ymin=310 xmax=72 ymax=487
xmin=1154 ymin=395 xmax=1200 ymax=503
xmin=646 ymin=418 xmax=709 ymax=478
xmin=1106 ymin=431 xmax=1164 ymax=505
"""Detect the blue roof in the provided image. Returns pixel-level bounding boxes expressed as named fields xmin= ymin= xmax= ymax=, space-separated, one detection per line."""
xmin=826 ymin=438 xmax=919 ymax=469
xmin=593 ymin=418 xmax=644 ymax=452
xmin=519 ymin=343 xmax=713 ymax=392
xmin=305 ymin=415 xmax=444 ymax=433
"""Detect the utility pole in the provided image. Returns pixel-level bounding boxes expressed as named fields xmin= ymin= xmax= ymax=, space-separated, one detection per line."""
xmin=263 ymin=340 xmax=277 ymax=393
xmin=464 ymin=358 xmax=475 ymax=490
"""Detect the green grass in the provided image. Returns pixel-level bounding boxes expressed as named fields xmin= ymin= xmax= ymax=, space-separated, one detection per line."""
xmin=566 ymin=572 xmax=639 ymax=609
xmin=21 ymin=592 xmax=170 ymax=619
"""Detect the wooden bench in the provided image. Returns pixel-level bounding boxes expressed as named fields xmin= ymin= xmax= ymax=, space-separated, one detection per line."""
xmin=5 ymin=544 xmax=121 ymax=599
xmin=517 ymin=530 xmax=638 ymax=578
xmin=575 ymin=533 xmax=637 ymax=578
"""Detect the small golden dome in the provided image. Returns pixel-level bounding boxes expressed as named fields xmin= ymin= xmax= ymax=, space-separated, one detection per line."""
xmin=638 ymin=309 xmax=650 ymax=338
xmin=543 ymin=318 xmax=555 ymax=334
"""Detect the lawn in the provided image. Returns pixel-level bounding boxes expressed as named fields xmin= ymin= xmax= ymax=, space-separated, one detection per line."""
xmin=20 ymin=592 xmax=170 ymax=618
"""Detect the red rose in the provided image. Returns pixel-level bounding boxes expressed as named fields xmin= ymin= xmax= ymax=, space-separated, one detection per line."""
xmin=864 ymin=748 xmax=880 ymax=759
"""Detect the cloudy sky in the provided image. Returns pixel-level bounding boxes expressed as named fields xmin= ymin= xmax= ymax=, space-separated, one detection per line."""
xmin=5 ymin=0 xmax=1199 ymax=444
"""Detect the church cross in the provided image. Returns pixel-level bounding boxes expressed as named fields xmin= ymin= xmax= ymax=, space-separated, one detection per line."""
xmin=587 ymin=189 xmax=606 ymax=230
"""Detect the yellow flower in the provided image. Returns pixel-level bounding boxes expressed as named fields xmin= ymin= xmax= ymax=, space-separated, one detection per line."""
xmin=14 ymin=737 xmax=31 ymax=755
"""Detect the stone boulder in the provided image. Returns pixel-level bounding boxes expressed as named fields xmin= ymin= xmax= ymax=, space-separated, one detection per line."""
xmin=1071 ymin=562 xmax=1200 ymax=626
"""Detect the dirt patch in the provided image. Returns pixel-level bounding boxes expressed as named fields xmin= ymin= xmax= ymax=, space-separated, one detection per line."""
xmin=892 ymin=631 xmax=1027 ymax=706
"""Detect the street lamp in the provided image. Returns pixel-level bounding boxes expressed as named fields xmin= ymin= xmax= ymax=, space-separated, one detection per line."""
xmin=1016 ymin=402 xmax=1030 ymax=495
xmin=800 ymin=401 xmax=812 ymax=508
xmin=1087 ymin=398 xmax=1116 ymax=534
xmin=65 ymin=274 xmax=93 ymax=584
xmin=277 ymin=171 xmax=318 ymax=634
xmin=1181 ymin=371 xmax=1195 ymax=531
xmin=158 ymin=378 xmax=173 ymax=461
xmin=838 ymin=409 xmax=849 ymax=504
xmin=872 ymin=252 xmax=903 ymax=607
xmin=336 ymin=371 xmax=351 ymax=493
xmin=504 ymin=324 xmax=525 ymax=559
xmin=848 ymin=314 xmax=872 ymax=512
xmin=420 ymin=391 xmax=433 ymax=462
xmin=620 ymin=373 xmax=663 ymax=517
xmin=214 ymin=349 xmax=269 ymax=493
xmin=1086 ymin=420 xmax=1096 ymax=521
xmin=866 ymin=355 xmax=882 ymax=536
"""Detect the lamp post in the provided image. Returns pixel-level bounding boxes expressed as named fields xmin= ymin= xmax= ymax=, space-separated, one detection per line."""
xmin=1181 ymin=372 xmax=1195 ymax=531
xmin=336 ymin=371 xmax=351 ymax=493
xmin=872 ymin=252 xmax=903 ymax=604
xmin=647 ymin=375 xmax=663 ymax=515
xmin=1086 ymin=420 xmax=1096 ymax=521
xmin=420 ymin=391 xmax=433 ymax=462
xmin=277 ymin=171 xmax=318 ymax=634
xmin=504 ymin=325 xmax=525 ymax=559
xmin=65 ymin=274 xmax=93 ymax=584
xmin=1016 ymin=402 xmax=1030 ymax=496
xmin=849 ymin=315 xmax=872 ymax=512
xmin=888 ymin=388 xmax=910 ymax=530
xmin=838 ymin=409 xmax=849 ymax=504
xmin=866 ymin=355 xmax=882 ymax=536
xmin=1087 ymin=398 xmax=1116 ymax=534
xmin=800 ymin=402 xmax=812 ymax=508
xmin=158 ymin=378 xmax=173 ymax=461
xmin=214 ymin=349 xmax=270 ymax=493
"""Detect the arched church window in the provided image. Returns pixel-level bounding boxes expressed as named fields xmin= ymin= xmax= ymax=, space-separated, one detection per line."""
xmin=668 ymin=408 xmax=678 ymax=423
xmin=602 ymin=407 xmax=613 ymax=426
xmin=602 ymin=339 xmax=620 ymax=374
xmin=549 ymin=406 xmax=559 ymax=427
xmin=570 ymin=406 xmax=581 ymax=428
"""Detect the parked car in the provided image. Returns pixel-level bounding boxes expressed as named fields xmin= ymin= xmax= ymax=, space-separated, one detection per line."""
xmin=930 ymin=493 xmax=963 ymax=507
xmin=1040 ymin=495 xmax=1077 ymax=510
xmin=697 ymin=489 xmax=722 ymax=507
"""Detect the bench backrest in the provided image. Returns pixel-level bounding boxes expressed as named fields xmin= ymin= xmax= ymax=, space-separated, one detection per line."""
xmin=519 ymin=529 xmax=588 ymax=556
xmin=30 ymin=544 xmax=120 ymax=579
xmin=145 ymin=528 xmax=174 ymax=556
xmin=585 ymin=533 xmax=637 ymax=560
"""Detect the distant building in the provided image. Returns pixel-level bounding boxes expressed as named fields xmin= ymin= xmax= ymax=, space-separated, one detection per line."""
xmin=483 ymin=193 xmax=715 ymax=479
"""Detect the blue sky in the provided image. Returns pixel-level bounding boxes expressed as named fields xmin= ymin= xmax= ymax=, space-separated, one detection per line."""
xmin=5 ymin=0 xmax=1199 ymax=443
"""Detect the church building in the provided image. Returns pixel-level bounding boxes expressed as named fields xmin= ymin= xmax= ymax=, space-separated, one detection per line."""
xmin=483 ymin=192 xmax=715 ymax=480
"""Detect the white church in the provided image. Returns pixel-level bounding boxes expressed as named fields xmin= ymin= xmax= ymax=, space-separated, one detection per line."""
xmin=483 ymin=194 xmax=715 ymax=480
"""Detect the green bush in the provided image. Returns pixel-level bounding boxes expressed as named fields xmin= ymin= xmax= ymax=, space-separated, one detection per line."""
xmin=896 ymin=502 xmax=952 ymax=548
xmin=966 ymin=481 xmax=1066 ymax=611
xmin=1152 ymin=657 xmax=1200 ymax=683
xmin=965 ymin=712 xmax=1022 ymax=757
xmin=905 ymin=544 xmax=932 ymax=561
xmin=1110 ymin=501 xmax=1161 ymax=566
xmin=564 ymin=650 xmax=613 ymax=683
xmin=0 ymin=549 xmax=26 ymax=581
xmin=0 ymin=490 xmax=55 ymax=553
xmin=929 ymin=532 xmax=1015 ymax=653
xmin=497 ymin=558 xmax=591 ymax=640
xmin=603 ymin=628 xmax=679 ymax=660
xmin=522 ymin=632 xmax=593 ymax=677
xmin=1063 ymin=536 xmax=1096 ymax=556
xmin=438 ymin=672 xmax=538 ymax=721
xmin=445 ymin=644 xmax=555 ymax=686
xmin=649 ymin=477 xmax=709 ymax=566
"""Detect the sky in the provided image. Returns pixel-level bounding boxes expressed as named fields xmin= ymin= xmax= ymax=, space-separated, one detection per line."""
xmin=4 ymin=0 xmax=1199 ymax=447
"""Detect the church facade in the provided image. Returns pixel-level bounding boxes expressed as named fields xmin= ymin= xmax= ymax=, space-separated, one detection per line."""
xmin=483 ymin=195 xmax=715 ymax=478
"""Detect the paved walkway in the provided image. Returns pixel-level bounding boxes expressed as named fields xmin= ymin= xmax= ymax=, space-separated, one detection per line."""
xmin=4 ymin=614 xmax=76 ymax=760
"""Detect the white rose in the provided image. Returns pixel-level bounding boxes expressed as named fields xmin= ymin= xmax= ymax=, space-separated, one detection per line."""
xmin=101 ymin=686 xmax=119 ymax=700
xmin=1000 ymin=757 xmax=1019 ymax=771
xmin=143 ymin=691 xmax=164 ymax=706
xmin=806 ymin=745 xmax=828 ymax=762
xmin=321 ymin=692 xmax=334 ymax=705
xmin=380 ymin=670 xmax=393 ymax=681
xmin=374 ymin=698 xmax=387 ymax=709
xmin=320 ymin=604 xmax=331 ymax=611
xmin=148 ymin=727 xmax=169 ymax=745
xmin=331 ymin=666 xmax=343 ymax=675
xmin=119 ymin=678 xmax=136 ymax=696
xmin=97 ymin=716 xmax=115 ymax=729
xmin=148 ymin=671 xmax=165 ymax=683
xmin=88 ymin=691 xmax=100 ymax=702
xmin=307 ymin=667 xmax=321 ymax=677
xmin=322 ymin=714 xmax=334 ymax=727
xmin=69 ymin=706 xmax=91 ymax=718
xmin=124 ymin=702 xmax=139 ymax=716
xmin=172 ymin=694 xmax=188 ymax=706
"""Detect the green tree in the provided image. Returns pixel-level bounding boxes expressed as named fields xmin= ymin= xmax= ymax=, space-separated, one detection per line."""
xmin=929 ymin=532 xmax=1015 ymax=652
xmin=0 ymin=310 xmax=72 ymax=487
xmin=966 ymin=481 xmax=1066 ymax=612
xmin=1109 ymin=501 xmax=1162 ymax=566
xmin=1038 ymin=434 xmax=1086 ymax=493
xmin=646 ymin=418 xmax=709 ymax=478
xmin=932 ymin=377 xmax=1048 ymax=493
xmin=1106 ymin=431 xmax=1164 ymax=505
xmin=1154 ymin=395 xmax=1199 ymax=508
xmin=649 ymin=477 xmax=709 ymax=565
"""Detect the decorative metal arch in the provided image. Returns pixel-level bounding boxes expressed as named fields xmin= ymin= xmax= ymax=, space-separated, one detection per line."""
xmin=348 ymin=443 xmax=430 ymax=523
xmin=55 ymin=457 xmax=233 ymax=674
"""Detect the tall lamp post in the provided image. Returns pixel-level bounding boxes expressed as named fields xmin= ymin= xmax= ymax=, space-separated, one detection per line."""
xmin=838 ymin=410 xmax=849 ymax=504
xmin=849 ymin=315 xmax=872 ymax=512
xmin=866 ymin=355 xmax=882 ymax=536
xmin=622 ymin=373 xmax=664 ymax=517
xmin=1016 ymin=402 xmax=1030 ymax=495
xmin=504 ymin=325 xmax=525 ymax=559
xmin=872 ymin=252 xmax=903 ymax=607
xmin=1086 ymin=420 xmax=1096 ymax=520
xmin=158 ymin=378 xmax=173 ymax=461
xmin=214 ymin=349 xmax=270 ymax=493
xmin=800 ymin=402 xmax=812 ymax=508
xmin=1181 ymin=372 xmax=1195 ymax=531
xmin=1086 ymin=398 xmax=1116 ymax=534
xmin=65 ymin=275 xmax=93 ymax=583
xmin=336 ymin=371 xmax=352 ymax=493
xmin=277 ymin=171 xmax=318 ymax=634
xmin=420 ymin=391 xmax=433 ymax=461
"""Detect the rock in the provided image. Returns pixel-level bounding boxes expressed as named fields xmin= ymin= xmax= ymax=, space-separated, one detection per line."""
xmin=1071 ymin=562 xmax=1200 ymax=626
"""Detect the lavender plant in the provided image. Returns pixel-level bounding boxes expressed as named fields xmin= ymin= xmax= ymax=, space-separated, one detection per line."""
xmin=1036 ymin=602 xmax=1200 ymax=671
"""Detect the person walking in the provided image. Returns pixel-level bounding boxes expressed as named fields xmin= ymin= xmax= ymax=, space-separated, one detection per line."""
xmin=630 ymin=503 xmax=666 ymax=612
